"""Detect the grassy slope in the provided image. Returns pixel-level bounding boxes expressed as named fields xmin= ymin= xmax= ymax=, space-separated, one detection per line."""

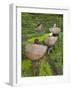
xmin=21 ymin=13 xmax=63 ymax=77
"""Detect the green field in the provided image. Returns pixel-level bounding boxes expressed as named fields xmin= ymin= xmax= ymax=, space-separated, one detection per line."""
xmin=21 ymin=13 xmax=63 ymax=77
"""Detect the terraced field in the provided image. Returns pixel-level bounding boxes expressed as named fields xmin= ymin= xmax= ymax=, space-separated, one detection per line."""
xmin=21 ymin=13 xmax=63 ymax=77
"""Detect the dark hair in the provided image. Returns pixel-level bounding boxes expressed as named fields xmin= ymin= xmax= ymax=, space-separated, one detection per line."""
xmin=53 ymin=34 xmax=59 ymax=36
xmin=36 ymin=23 xmax=41 ymax=27
xmin=34 ymin=39 xmax=41 ymax=44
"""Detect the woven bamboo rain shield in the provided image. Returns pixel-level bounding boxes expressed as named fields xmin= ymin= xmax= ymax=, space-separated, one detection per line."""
xmin=25 ymin=44 xmax=47 ymax=60
xmin=25 ymin=44 xmax=47 ymax=76
xmin=44 ymin=36 xmax=58 ymax=46
xmin=49 ymin=24 xmax=61 ymax=34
